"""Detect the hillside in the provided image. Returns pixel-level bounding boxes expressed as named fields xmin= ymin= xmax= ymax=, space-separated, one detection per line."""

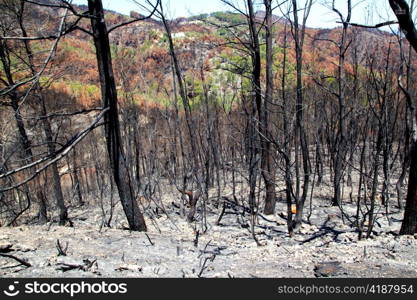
xmin=24 ymin=3 xmax=395 ymax=109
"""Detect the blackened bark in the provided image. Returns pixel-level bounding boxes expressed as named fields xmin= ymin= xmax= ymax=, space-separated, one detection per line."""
xmin=389 ymin=0 xmax=417 ymax=235
xmin=0 ymin=8 xmax=48 ymax=224
xmin=332 ymin=1 xmax=351 ymax=207
xmin=389 ymin=0 xmax=417 ymax=52
xmin=401 ymin=141 xmax=417 ymax=234
xmin=88 ymin=0 xmax=147 ymax=231
xmin=19 ymin=0 xmax=65 ymax=224
xmin=246 ymin=0 xmax=262 ymax=217
xmin=72 ymin=148 xmax=84 ymax=206
xmin=280 ymin=23 xmax=295 ymax=235
xmin=262 ymin=0 xmax=277 ymax=215
xmin=159 ymin=3 xmax=202 ymax=222
xmin=291 ymin=0 xmax=311 ymax=229
xmin=39 ymin=97 xmax=68 ymax=225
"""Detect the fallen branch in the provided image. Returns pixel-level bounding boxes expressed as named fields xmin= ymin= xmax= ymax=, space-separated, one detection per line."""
xmin=0 ymin=253 xmax=31 ymax=267
xmin=56 ymin=259 xmax=96 ymax=272
xmin=0 ymin=244 xmax=13 ymax=253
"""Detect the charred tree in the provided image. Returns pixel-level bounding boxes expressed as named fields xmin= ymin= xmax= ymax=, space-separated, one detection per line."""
xmin=158 ymin=1 xmax=203 ymax=223
xmin=88 ymin=0 xmax=147 ymax=231
xmin=389 ymin=0 xmax=417 ymax=235
xmin=289 ymin=0 xmax=313 ymax=231
xmin=262 ymin=0 xmax=277 ymax=215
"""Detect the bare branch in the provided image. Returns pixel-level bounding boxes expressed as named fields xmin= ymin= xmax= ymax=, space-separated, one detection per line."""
xmin=0 ymin=8 xmax=69 ymax=97
xmin=338 ymin=20 xmax=398 ymax=29
xmin=0 ymin=108 xmax=109 ymax=192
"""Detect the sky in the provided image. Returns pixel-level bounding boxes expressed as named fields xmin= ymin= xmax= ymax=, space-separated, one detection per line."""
xmin=71 ymin=0 xmax=398 ymax=29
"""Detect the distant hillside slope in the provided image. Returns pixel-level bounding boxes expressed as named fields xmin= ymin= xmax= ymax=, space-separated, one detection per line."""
xmin=4 ymin=1 xmax=399 ymax=108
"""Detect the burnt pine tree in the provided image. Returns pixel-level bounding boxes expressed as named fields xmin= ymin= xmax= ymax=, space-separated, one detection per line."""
xmin=289 ymin=0 xmax=313 ymax=231
xmin=331 ymin=0 xmax=352 ymax=208
xmin=262 ymin=0 xmax=277 ymax=215
xmin=157 ymin=0 xmax=203 ymax=223
xmin=389 ymin=0 xmax=417 ymax=234
xmin=0 ymin=1 xmax=47 ymax=223
xmin=2 ymin=0 xmax=68 ymax=225
xmin=88 ymin=0 xmax=147 ymax=231
xmin=247 ymin=0 xmax=262 ymax=219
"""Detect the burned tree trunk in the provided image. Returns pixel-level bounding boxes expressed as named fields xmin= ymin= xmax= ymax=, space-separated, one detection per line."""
xmin=0 ymin=0 xmax=64 ymax=224
xmin=389 ymin=0 xmax=417 ymax=234
xmin=331 ymin=0 xmax=352 ymax=207
xmin=88 ymin=0 xmax=147 ymax=231
xmin=401 ymin=141 xmax=417 ymax=234
xmin=38 ymin=96 xmax=68 ymax=225
xmin=158 ymin=1 xmax=202 ymax=222
xmin=262 ymin=0 xmax=277 ymax=215
xmin=247 ymin=0 xmax=262 ymax=217
xmin=0 ymin=42 xmax=46 ymax=223
xmin=290 ymin=0 xmax=312 ymax=230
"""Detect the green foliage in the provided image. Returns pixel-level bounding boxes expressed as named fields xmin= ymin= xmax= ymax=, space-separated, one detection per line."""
xmin=184 ymin=31 xmax=205 ymax=39
xmin=326 ymin=76 xmax=337 ymax=85
xmin=219 ymin=51 xmax=250 ymax=77
xmin=216 ymin=28 xmax=229 ymax=37
xmin=211 ymin=11 xmax=244 ymax=25
xmin=189 ymin=13 xmax=209 ymax=21
xmin=148 ymin=29 xmax=160 ymax=40
xmin=67 ymin=80 xmax=100 ymax=97
xmin=139 ymin=39 xmax=155 ymax=53
xmin=160 ymin=33 xmax=169 ymax=45
xmin=60 ymin=40 xmax=94 ymax=59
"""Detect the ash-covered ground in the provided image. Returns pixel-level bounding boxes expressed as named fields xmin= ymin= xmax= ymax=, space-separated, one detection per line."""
xmin=1 ymin=183 xmax=417 ymax=279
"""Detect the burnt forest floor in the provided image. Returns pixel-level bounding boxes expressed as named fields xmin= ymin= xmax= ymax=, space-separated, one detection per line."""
xmin=1 ymin=180 xmax=417 ymax=278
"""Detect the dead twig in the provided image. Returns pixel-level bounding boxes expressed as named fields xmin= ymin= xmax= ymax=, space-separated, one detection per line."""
xmin=193 ymin=230 xmax=200 ymax=247
xmin=198 ymin=240 xmax=213 ymax=258
xmin=145 ymin=233 xmax=155 ymax=246
xmin=198 ymin=254 xmax=216 ymax=278
xmin=56 ymin=240 xmax=68 ymax=256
